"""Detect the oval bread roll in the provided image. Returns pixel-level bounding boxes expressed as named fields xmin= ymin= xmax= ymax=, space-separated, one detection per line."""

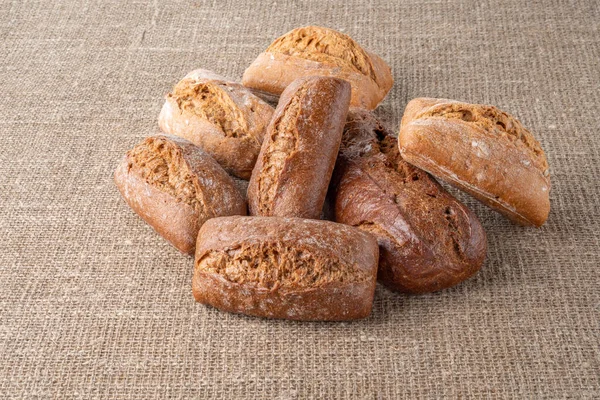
xmin=193 ymin=216 xmax=379 ymax=321
xmin=247 ymin=76 xmax=351 ymax=218
xmin=242 ymin=26 xmax=393 ymax=110
xmin=332 ymin=109 xmax=487 ymax=293
xmin=158 ymin=69 xmax=274 ymax=179
xmin=399 ymin=98 xmax=551 ymax=226
xmin=114 ymin=135 xmax=247 ymax=254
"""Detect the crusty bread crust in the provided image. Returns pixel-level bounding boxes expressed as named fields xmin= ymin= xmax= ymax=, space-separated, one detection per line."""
xmin=193 ymin=216 xmax=378 ymax=320
xmin=247 ymin=76 xmax=351 ymax=218
xmin=399 ymin=98 xmax=551 ymax=227
xmin=242 ymin=26 xmax=393 ymax=110
xmin=114 ymin=135 xmax=247 ymax=254
xmin=332 ymin=110 xmax=487 ymax=293
xmin=158 ymin=69 xmax=274 ymax=179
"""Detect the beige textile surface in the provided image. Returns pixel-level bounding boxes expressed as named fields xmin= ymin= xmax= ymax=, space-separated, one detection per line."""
xmin=1 ymin=0 xmax=599 ymax=398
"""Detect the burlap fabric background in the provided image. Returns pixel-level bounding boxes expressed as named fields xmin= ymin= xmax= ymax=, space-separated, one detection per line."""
xmin=1 ymin=0 xmax=599 ymax=398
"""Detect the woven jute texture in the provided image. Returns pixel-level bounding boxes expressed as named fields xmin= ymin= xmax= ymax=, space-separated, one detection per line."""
xmin=1 ymin=0 xmax=599 ymax=398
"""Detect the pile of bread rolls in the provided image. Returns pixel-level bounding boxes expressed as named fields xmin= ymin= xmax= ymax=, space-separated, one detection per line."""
xmin=114 ymin=26 xmax=550 ymax=321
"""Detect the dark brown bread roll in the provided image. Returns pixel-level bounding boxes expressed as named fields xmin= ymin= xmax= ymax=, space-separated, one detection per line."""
xmin=114 ymin=135 xmax=247 ymax=254
xmin=332 ymin=110 xmax=487 ymax=293
xmin=193 ymin=216 xmax=379 ymax=321
xmin=242 ymin=26 xmax=393 ymax=110
xmin=247 ymin=76 xmax=351 ymax=218
xmin=158 ymin=69 xmax=274 ymax=179
xmin=399 ymin=98 xmax=551 ymax=226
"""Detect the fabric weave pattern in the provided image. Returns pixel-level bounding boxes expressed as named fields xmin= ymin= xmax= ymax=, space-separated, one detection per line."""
xmin=0 ymin=0 xmax=598 ymax=398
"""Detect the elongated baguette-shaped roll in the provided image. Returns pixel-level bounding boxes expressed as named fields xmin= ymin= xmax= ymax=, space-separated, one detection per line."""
xmin=332 ymin=109 xmax=486 ymax=293
xmin=247 ymin=76 xmax=351 ymax=218
xmin=158 ymin=69 xmax=274 ymax=179
xmin=242 ymin=26 xmax=393 ymax=110
xmin=399 ymin=98 xmax=550 ymax=226
xmin=193 ymin=216 xmax=379 ymax=321
xmin=114 ymin=135 xmax=247 ymax=254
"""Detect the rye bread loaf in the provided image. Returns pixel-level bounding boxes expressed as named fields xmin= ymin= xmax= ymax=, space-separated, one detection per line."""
xmin=332 ymin=109 xmax=487 ymax=293
xmin=247 ymin=76 xmax=351 ymax=218
xmin=399 ymin=98 xmax=551 ymax=226
xmin=158 ymin=69 xmax=274 ymax=179
xmin=114 ymin=135 xmax=247 ymax=254
xmin=242 ymin=26 xmax=393 ymax=110
xmin=193 ymin=216 xmax=379 ymax=321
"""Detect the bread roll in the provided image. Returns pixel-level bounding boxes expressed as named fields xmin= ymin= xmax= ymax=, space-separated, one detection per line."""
xmin=193 ymin=216 xmax=379 ymax=320
xmin=242 ymin=26 xmax=393 ymax=110
xmin=332 ymin=109 xmax=487 ymax=293
xmin=399 ymin=98 xmax=550 ymax=226
xmin=114 ymin=135 xmax=246 ymax=254
xmin=247 ymin=76 xmax=351 ymax=218
xmin=158 ymin=69 xmax=274 ymax=179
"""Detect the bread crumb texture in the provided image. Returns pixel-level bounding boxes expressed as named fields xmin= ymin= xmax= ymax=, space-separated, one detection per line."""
xmin=267 ymin=26 xmax=377 ymax=83
xmin=416 ymin=102 xmax=548 ymax=172
xmin=342 ymin=111 xmax=420 ymax=179
xmin=168 ymin=78 xmax=248 ymax=138
xmin=355 ymin=221 xmax=397 ymax=246
xmin=256 ymin=85 xmax=307 ymax=214
xmin=196 ymin=243 xmax=369 ymax=289
xmin=341 ymin=111 xmax=388 ymax=159
xmin=127 ymin=136 xmax=204 ymax=211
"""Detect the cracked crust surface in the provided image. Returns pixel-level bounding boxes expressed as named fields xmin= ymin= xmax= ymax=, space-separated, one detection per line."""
xmin=255 ymin=85 xmax=306 ymax=214
xmin=193 ymin=216 xmax=378 ymax=320
xmin=158 ymin=69 xmax=274 ymax=179
xmin=127 ymin=136 xmax=205 ymax=212
xmin=267 ymin=26 xmax=378 ymax=84
xmin=332 ymin=109 xmax=487 ymax=293
xmin=399 ymin=98 xmax=551 ymax=226
xmin=114 ymin=135 xmax=247 ymax=254
xmin=170 ymin=78 xmax=249 ymax=138
xmin=197 ymin=243 xmax=369 ymax=290
xmin=247 ymin=76 xmax=351 ymax=218
xmin=242 ymin=26 xmax=393 ymax=110
xmin=415 ymin=102 xmax=548 ymax=172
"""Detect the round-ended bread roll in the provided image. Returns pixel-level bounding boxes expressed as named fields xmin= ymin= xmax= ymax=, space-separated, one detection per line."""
xmin=159 ymin=69 xmax=274 ymax=179
xmin=114 ymin=135 xmax=247 ymax=254
xmin=242 ymin=26 xmax=393 ymax=110
xmin=247 ymin=75 xmax=351 ymax=219
xmin=193 ymin=216 xmax=379 ymax=321
xmin=399 ymin=98 xmax=551 ymax=227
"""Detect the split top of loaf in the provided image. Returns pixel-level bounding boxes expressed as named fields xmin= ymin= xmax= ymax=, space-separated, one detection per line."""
xmin=198 ymin=243 xmax=369 ymax=289
xmin=126 ymin=136 xmax=209 ymax=213
xmin=267 ymin=26 xmax=385 ymax=88
xmin=195 ymin=217 xmax=375 ymax=290
xmin=167 ymin=71 xmax=259 ymax=140
xmin=407 ymin=99 xmax=549 ymax=174
xmin=242 ymin=26 xmax=393 ymax=110
xmin=399 ymin=98 xmax=550 ymax=226
xmin=159 ymin=69 xmax=274 ymax=179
